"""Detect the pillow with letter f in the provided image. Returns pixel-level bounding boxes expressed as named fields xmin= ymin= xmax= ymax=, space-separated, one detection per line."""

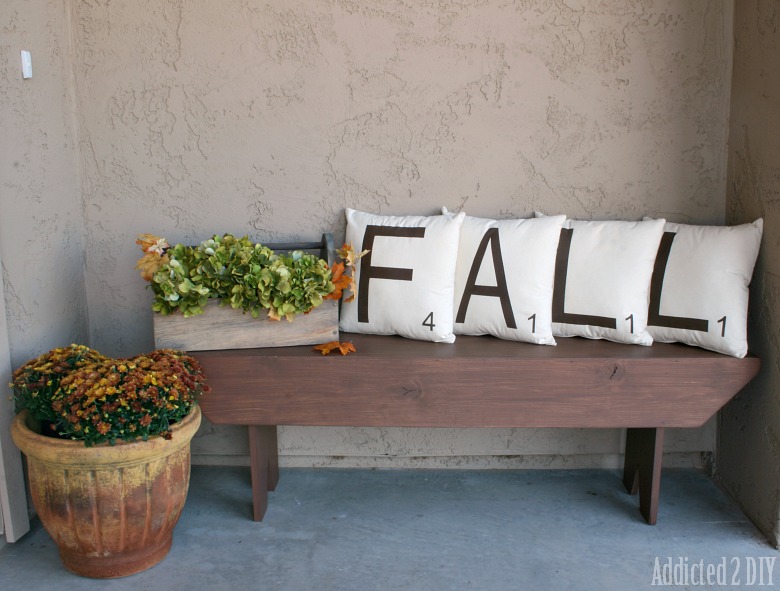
xmin=339 ymin=208 xmax=466 ymax=343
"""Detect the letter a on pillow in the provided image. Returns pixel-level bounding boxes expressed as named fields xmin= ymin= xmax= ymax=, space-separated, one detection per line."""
xmin=339 ymin=208 xmax=465 ymax=343
xmin=445 ymin=210 xmax=566 ymax=345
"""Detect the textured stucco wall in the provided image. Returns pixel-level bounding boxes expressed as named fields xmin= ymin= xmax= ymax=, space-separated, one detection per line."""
xmin=69 ymin=0 xmax=733 ymax=467
xmin=0 ymin=2 xmax=89 ymax=367
xmin=0 ymin=0 xmax=88 ymax=542
xmin=720 ymin=0 xmax=780 ymax=547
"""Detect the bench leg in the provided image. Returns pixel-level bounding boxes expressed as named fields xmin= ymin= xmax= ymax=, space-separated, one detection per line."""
xmin=248 ymin=425 xmax=279 ymax=522
xmin=622 ymin=427 xmax=664 ymax=525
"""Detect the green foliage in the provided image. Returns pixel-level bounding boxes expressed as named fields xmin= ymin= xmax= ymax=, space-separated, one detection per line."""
xmin=149 ymin=234 xmax=334 ymax=321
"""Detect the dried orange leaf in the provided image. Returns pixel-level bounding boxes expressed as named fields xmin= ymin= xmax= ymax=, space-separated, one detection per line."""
xmin=337 ymin=243 xmax=369 ymax=268
xmin=135 ymin=234 xmax=170 ymax=281
xmin=136 ymin=234 xmax=169 ymax=255
xmin=314 ymin=341 xmax=341 ymax=355
xmin=314 ymin=341 xmax=357 ymax=356
xmin=324 ymin=262 xmax=351 ymax=301
xmin=135 ymin=252 xmax=169 ymax=281
xmin=337 ymin=342 xmax=356 ymax=355
xmin=329 ymin=243 xmax=368 ymax=302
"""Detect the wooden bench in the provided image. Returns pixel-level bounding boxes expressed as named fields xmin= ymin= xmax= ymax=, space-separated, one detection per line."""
xmin=194 ymin=334 xmax=760 ymax=525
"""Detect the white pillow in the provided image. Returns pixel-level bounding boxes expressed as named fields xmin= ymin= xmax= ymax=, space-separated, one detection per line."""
xmin=644 ymin=218 xmax=763 ymax=358
xmin=444 ymin=208 xmax=566 ymax=345
xmin=541 ymin=216 xmax=666 ymax=345
xmin=339 ymin=208 xmax=465 ymax=343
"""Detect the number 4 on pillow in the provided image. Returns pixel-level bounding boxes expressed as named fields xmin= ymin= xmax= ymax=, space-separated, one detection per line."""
xmin=338 ymin=208 xmax=465 ymax=343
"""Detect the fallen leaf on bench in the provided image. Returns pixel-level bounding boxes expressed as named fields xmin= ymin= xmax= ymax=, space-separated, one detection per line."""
xmin=314 ymin=341 xmax=357 ymax=356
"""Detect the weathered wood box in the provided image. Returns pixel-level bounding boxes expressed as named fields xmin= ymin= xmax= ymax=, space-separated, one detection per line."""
xmin=153 ymin=234 xmax=339 ymax=352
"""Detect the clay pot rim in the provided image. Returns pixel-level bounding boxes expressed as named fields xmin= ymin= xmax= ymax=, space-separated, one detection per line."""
xmin=11 ymin=405 xmax=201 ymax=467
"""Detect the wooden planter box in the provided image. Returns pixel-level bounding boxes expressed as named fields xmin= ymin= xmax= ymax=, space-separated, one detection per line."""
xmin=153 ymin=234 xmax=339 ymax=352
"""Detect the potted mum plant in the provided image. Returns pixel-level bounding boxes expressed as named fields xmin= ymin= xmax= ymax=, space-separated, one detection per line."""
xmin=10 ymin=344 xmax=209 ymax=578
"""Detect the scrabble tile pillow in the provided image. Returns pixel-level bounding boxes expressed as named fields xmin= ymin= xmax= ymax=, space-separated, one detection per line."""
xmin=644 ymin=218 xmax=763 ymax=358
xmin=541 ymin=215 xmax=666 ymax=345
xmin=339 ymin=208 xmax=465 ymax=343
xmin=444 ymin=208 xmax=566 ymax=345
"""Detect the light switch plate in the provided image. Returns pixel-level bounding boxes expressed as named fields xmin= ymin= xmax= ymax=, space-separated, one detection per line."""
xmin=21 ymin=50 xmax=32 ymax=79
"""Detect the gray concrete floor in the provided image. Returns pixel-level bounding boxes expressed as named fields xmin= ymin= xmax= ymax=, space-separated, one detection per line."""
xmin=1 ymin=466 xmax=778 ymax=590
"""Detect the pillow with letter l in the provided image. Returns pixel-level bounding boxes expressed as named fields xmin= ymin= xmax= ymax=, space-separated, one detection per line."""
xmin=339 ymin=208 xmax=466 ymax=343
xmin=644 ymin=218 xmax=763 ymax=358
xmin=444 ymin=208 xmax=566 ymax=345
xmin=541 ymin=215 xmax=666 ymax=345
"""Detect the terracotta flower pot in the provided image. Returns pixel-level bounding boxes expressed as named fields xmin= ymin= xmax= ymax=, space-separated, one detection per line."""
xmin=11 ymin=406 xmax=201 ymax=578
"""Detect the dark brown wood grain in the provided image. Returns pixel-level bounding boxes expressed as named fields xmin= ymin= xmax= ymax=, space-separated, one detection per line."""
xmin=247 ymin=425 xmax=279 ymax=521
xmin=623 ymin=428 xmax=665 ymax=525
xmin=196 ymin=334 xmax=760 ymax=429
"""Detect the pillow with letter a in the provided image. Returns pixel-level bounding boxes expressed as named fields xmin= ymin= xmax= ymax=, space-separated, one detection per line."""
xmin=644 ymin=218 xmax=763 ymax=358
xmin=339 ymin=208 xmax=465 ymax=343
xmin=542 ymin=215 xmax=666 ymax=345
xmin=444 ymin=208 xmax=566 ymax=345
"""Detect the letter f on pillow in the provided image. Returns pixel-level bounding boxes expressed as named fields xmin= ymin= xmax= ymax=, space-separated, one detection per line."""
xmin=357 ymin=225 xmax=425 ymax=323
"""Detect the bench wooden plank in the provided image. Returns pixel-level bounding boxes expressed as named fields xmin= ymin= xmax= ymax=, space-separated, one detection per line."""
xmin=196 ymin=335 xmax=760 ymax=429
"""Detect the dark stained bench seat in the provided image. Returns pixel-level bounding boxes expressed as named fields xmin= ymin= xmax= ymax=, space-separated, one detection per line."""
xmin=194 ymin=334 xmax=760 ymax=525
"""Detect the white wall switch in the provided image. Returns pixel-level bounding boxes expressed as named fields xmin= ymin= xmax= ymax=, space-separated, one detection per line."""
xmin=21 ymin=51 xmax=32 ymax=79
